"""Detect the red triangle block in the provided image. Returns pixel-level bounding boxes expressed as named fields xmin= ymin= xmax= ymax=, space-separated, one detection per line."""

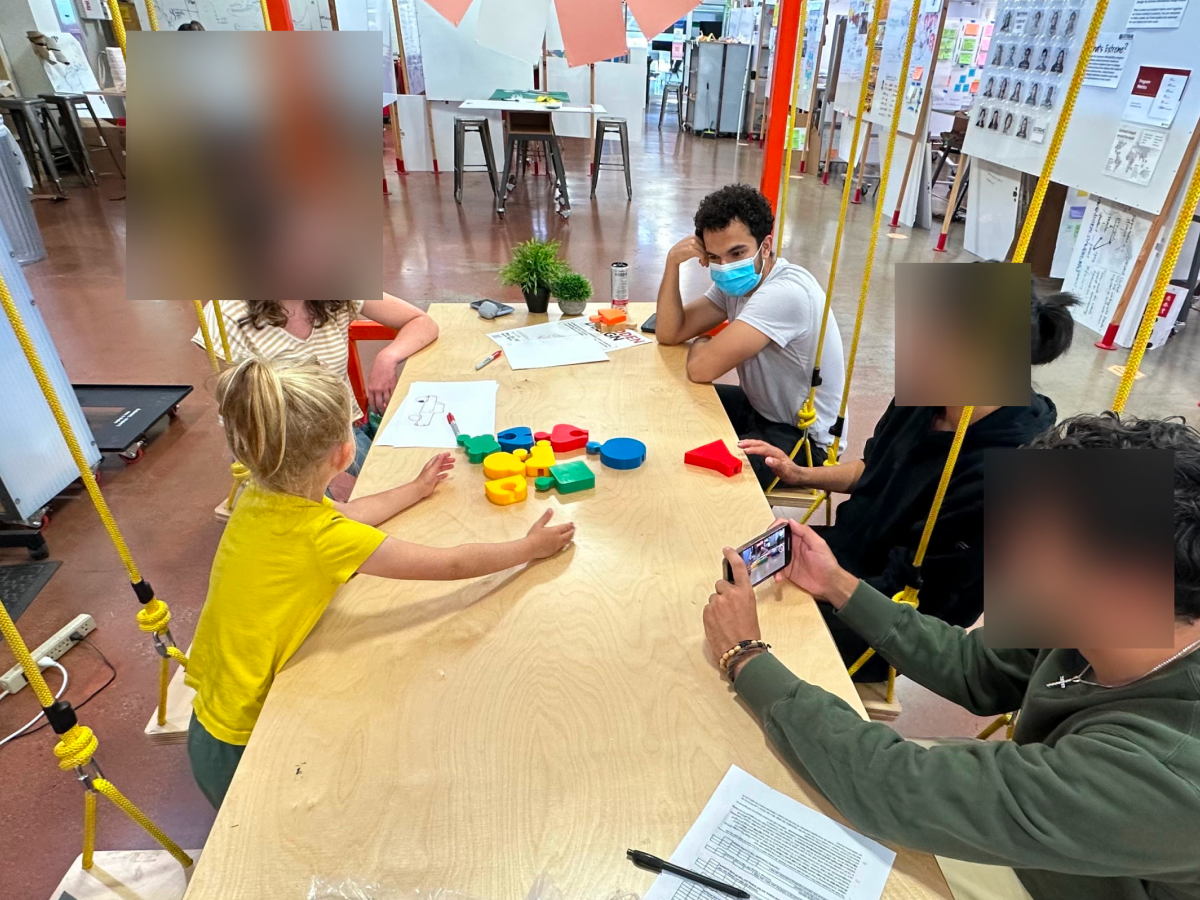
xmin=550 ymin=423 xmax=589 ymax=453
xmin=684 ymin=440 xmax=742 ymax=477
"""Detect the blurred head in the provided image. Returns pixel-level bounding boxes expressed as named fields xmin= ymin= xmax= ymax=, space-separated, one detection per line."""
xmin=895 ymin=264 xmax=1075 ymax=406
xmin=985 ymin=414 xmax=1198 ymax=649
xmin=177 ymin=20 xmax=205 ymax=30
xmin=216 ymin=357 xmax=354 ymax=495
xmin=693 ymin=184 xmax=775 ymax=266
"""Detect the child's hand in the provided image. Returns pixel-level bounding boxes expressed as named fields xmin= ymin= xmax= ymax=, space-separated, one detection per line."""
xmin=525 ymin=509 xmax=576 ymax=559
xmin=414 ymin=452 xmax=455 ymax=498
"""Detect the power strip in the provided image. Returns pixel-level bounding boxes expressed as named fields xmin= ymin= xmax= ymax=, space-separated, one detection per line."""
xmin=0 ymin=614 xmax=96 ymax=696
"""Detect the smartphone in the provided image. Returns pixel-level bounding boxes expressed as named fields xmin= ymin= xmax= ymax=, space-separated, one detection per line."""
xmin=640 ymin=313 xmax=656 ymax=333
xmin=724 ymin=521 xmax=791 ymax=586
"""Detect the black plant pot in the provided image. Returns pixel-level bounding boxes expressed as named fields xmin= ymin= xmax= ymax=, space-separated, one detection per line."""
xmin=522 ymin=285 xmax=551 ymax=314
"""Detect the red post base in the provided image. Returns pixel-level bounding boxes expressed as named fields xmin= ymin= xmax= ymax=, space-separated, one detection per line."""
xmin=822 ymin=170 xmax=830 ymax=185
xmin=396 ymin=159 xmax=404 ymax=174
xmin=933 ymin=232 xmax=948 ymax=252
xmin=1094 ymin=323 xmax=1120 ymax=350
xmin=800 ymin=160 xmax=807 ymax=174
xmin=890 ymin=209 xmax=901 ymax=228
xmin=851 ymin=188 xmax=862 ymax=204
xmin=432 ymin=161 xmax=440 ymax=174
xmin=382 ymin=176 xmax=388 ymax=195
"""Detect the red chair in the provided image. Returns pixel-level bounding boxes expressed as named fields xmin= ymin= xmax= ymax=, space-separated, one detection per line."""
xmin=347 ymin=320 xmax=398 ymax=421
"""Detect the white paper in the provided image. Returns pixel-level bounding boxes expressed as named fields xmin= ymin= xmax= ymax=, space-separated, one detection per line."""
xmin=488 ymin=318 xmax=653 ymax=352
xmin=1082 ymin=33 xmax=1134 ymax=88
xmin=643 ymin=766 xmax=896 ymax=900
xmin=376 ymin=381 xmax=498 ymax=448
xmin=1122 ymin=66 xmax=1190 ymax=127
xmin=1104 ymin=122 xmax=1168 ymax=185
xmin=503 ymin=336 xmax=611 ymax=370
xmin=1126 ymin=0 xmax=1189 ymax=28
xmin=1063 ymin=197 xmax=1154 ymax=335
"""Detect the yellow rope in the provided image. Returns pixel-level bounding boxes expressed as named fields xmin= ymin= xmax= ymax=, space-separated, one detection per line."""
xmin=976 ymin=712 xmax=1012 ymax=740
xmin=94 ymin=779 xmax=194 ymax=867
xmin=83 ymin=791 xmax=97 ymax=869
xmin=192 ymin=300 xmax=220 ymax=372
xmin=103 ymin=0 xmax=127 ymax=56
xmin=775 ymin=0 xmax=809 ymax=247
xmin=1011 ymin=0 xmax=1110 ymax=263
xmin=1112 ymin=156 xmax=1200 ymax=413
xmin=212 ymin=299 xmax=232 ymax=363
xmin=260 ymin=0 xmax=272 ymax=29
xmin=145 ymin=0 xmax=160 ymax=29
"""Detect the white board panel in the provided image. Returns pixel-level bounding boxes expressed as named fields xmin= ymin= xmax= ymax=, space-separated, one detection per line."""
xmin=395 ymin=96 xmax=504 ymax=173
xmin=880 ymin=132 xmax=927 ymax=225
xmin=865 ymin=0 xmax=944 ymax=133
xmin=547 ymin=54 xmax=648 ymax=142
xmin=834 ymin=0 xmax=874 ymax=115
xmin=416 ymin=0 xmax=533 ymax=101
xmin=476 ymin=0 xmax=550 ymax=66
xmin=963 ymin=157 xmax=1019 ymax=258
xmin=961 ymin=0 xmax=1200 ymax=215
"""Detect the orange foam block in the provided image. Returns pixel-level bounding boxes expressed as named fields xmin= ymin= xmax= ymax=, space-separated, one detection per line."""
xmin=589 ymin=309 xmax=626 ymax=326
xmin=684 ymin=440 xmax=742 ymax=477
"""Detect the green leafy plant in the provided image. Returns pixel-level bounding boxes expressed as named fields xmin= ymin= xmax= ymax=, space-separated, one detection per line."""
xmin=497 ymin=239 xmax=568 ymax=294
xmin=552 ymin=272 xmax=593 ymax=303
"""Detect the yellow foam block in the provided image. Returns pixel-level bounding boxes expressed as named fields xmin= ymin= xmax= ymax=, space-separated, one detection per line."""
xmin=485 ymin=474 xmax=528 ymax=505
xmin=483 ymin=450 xmax=526 ymax=481
xmin=524 ymin=440 xmax=556 ymax=477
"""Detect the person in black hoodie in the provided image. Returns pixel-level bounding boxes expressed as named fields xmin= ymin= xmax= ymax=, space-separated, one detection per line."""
xmin=739 ymin=282 xmax=1076 ymax=681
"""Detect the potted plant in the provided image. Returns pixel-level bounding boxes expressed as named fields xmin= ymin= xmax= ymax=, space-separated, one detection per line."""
xmin=553 ymin=271 xmax=593 ymax=316
xmin=498 ymin=238 xmax=567 ymax=314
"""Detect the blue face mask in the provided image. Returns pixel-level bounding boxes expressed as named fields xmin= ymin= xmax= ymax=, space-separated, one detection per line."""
xmin=710 ymin=245 xmax=765 ymax=297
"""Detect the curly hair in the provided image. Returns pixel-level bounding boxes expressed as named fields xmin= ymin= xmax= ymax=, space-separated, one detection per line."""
xmin=1023 ymin=412 xmax=1200 ymax=622
xmin=238 ymin=300 xmax=354 ymax=331
xmin=694 ymin=184 xmax=775 ymax=244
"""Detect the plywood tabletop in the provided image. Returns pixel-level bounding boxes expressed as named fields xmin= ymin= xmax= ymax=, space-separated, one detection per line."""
xmin=183 ymin=303 xmax=950 ymax=900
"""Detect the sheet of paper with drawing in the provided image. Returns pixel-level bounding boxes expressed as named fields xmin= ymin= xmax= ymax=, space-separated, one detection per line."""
xmin=487 ymin=319 xmax=654 ymax=352
xmin=644 ymin=766 xmax=895 ymax=900
xmin=376 ymin=381 xmax=499 ymax=448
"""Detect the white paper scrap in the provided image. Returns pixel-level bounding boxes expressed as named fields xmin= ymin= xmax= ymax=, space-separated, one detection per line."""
xmin=376 ymin=381 xmax=498 ymax=448
xmin=488 ymin=318 xmax=653 ymax=352
xmin=643 ymin=766 xmax=896 ymax=900
xmin=504 ymin=336 xmax=611 ymax=370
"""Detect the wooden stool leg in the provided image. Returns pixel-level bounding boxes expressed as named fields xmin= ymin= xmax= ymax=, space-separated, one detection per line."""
xmin=619 ymin=123 xmax=632 ymax=199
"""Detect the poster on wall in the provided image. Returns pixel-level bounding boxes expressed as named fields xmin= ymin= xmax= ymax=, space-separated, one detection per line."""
xmin=1122 ymin=65 xmax=1190 ymax=126
xmin=842 ymin=0 xmax=873 ymax=80
xmin=1126 ymin=0 xmax=1190 ymax=28
xmin=1082 ymin=32 xmax=1134 ymax=87
xmin=1062 ymin=195 xmax=1155 ymax=336
xmin=1104 ymin=121 xmax=1168 ymax=184
xmin=798 ymin=0 xmax=829 ymax=109
xmin=866 ymin=0 xmax=943 ymax=131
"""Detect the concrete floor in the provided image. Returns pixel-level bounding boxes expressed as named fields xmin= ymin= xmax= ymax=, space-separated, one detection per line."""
xmin=2 ymin=116 xmax=1196 ymax=900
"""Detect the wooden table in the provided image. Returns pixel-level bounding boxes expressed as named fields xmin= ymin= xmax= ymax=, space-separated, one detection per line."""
xmin=183 ymin=303 xmax=950 ymax=900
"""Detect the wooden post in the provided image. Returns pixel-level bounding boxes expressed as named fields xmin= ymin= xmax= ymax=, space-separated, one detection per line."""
xmin=934 ymin=152 xmax=968 ymax=252
xmin=851 ymin=121 xmax=872 ymax=203
xmin=1095 ymin=124 xmax=1200 ymax=348
xmin=889 ymin=0 xmax=948 ymax=227
xmin=390 ymin=0 xmax=408 ymax=174
xmin=820 ymin=15 xmax=845 ymax=184
xmin=800 ymin=6 xmax=827 ymax=174
xmin=758 ymin=0 xmax=804 ymax=212
xmin=424 ymin=99 xmax=439 ymax=174
xmin=327 ymin=0 xmax=339 ymax=30
xmin=747 ymin=0 xmax=771 ymax=139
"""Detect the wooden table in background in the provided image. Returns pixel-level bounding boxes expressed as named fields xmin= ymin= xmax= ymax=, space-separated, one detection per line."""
xmin=183 ymin=303 xmax=950 ymax=900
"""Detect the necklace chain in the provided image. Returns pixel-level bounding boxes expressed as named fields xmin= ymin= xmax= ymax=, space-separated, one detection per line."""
xmin=1047 ymin=636 xmax=1200 ymax=690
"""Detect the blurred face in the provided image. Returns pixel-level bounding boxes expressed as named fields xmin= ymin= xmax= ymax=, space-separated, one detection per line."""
xmin=700 ymin=219 xmax=771 ymax=267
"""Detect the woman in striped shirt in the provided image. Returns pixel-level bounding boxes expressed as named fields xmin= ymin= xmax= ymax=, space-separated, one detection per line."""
xmin=193 ymin=293 xmax=438 ymax=499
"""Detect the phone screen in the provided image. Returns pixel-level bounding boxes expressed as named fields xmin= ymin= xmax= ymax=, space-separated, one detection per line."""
xmin=726 ymin=522 xmax=791 ymax=586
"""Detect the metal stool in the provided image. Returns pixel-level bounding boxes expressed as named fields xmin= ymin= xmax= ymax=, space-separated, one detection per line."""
xmin=37 ymin=94 xmax=98 ymax=185
xmin=452 ymin=116 xmax=498 ymax=203
xmin=658 ymin=61 xmax=685 ymax=132
xmin=0 ymin=98 xmax=78 ymax=195
xmin=590 ymin=117 xmax=631 ymax=200
xmin=498 ymin=111 xmax=569 ymax=219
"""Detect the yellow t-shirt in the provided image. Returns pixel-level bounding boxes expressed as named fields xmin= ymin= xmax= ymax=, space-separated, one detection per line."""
xmin=186 ymin=484 xmax=387 ymax=745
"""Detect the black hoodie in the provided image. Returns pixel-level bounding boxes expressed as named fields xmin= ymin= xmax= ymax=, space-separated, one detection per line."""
xmin=819 ymin=394 xmax=1058 ymax=681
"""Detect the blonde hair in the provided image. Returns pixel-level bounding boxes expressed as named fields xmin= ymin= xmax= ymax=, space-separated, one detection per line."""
xmin=216 ymin=356 xmax=352 ymax=494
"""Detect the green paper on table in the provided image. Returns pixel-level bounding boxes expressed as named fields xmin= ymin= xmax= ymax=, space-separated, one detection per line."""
xmin=489 ymin=89 xmax=571 ymax=102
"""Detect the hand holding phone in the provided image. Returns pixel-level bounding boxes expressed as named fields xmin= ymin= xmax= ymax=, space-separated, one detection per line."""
xmin=723 ymin=521 xmax=792 ymax=587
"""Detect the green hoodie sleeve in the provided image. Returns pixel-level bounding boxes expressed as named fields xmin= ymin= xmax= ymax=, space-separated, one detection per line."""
xmin=835 ymin=580 xmax=1037 ymax=716
xmin=733 ymin=653 xmax=1200 ymax=876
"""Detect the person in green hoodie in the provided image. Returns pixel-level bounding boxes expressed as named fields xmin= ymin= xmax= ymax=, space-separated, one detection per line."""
xmin=704 ymin=412 xmax=1200 ymax=900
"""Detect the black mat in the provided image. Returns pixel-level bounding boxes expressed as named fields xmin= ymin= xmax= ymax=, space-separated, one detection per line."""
xmin=0 ymin=560 xmax=61 ymax=622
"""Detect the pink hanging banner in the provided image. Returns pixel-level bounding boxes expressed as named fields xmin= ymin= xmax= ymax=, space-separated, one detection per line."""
xmin=626 ymin=0 xmax=700 ymax=41
xmin=556 ymin=0 xmax=628 ymax=67
xmin=423 ymin=0 xmax=475 ymax=28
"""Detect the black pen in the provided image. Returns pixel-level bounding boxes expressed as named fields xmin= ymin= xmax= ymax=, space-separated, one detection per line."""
xmin=626 ymin=849 xmax=750 ymax=899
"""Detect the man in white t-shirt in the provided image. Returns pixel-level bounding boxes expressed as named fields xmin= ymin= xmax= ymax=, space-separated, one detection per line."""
xmin=655 ymin=184 xmax=845 ymax=487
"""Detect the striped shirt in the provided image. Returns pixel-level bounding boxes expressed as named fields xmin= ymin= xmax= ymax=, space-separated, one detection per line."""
xmin=192 ymin=300 xmax=367 ymax=421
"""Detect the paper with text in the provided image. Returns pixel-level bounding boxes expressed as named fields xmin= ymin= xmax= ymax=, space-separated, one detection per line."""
xmin=644 ymin=766 xmax=896 ymax=900
xmin=488 ymin=319 xmax=653 ymax=352
xmin=377 ymin=381 xmax=498 ymax=448
xmin=503 ymin=336 xmax=611 ymax=370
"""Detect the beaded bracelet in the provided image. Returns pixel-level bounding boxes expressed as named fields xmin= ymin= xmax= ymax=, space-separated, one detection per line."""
xmin=719 ymin=639 xmax=771 ymax=676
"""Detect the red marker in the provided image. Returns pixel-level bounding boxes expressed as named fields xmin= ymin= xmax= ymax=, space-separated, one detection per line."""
xmin=475 ymin=350 xmax=502 ymax=370
xmin=446 ymin=412 xmax=461 ymax=439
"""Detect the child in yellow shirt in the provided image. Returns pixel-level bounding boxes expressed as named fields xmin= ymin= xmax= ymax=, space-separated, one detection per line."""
xmin=186 ymin=357 xmax=575 ymax=807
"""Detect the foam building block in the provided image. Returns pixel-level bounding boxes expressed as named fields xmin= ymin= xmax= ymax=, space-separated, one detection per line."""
xmin=483 ymin=451 xmax=526 ymax=481
xmin=498 ymin=426 xmax=535 ymax=453
xmin=534 ymin=430 xmax=551 ymax=442
xmin=550 ymin=423 xmax=589 ymax=453
xmin=599 ymin=437 xmax=646 ymax=470
xmin=589 ymin=308 xmax=626 ymax=326
xmin=684 ymin=440 xmax=742 ymax=477
xmin=534 ymin=476 xmax=555 ymax=491
xmin=548 ymin=460 xmax=595 ymax=493
xmin=458 ymin=433 xmax=501 ymax=464
xmin=485 ymin=474 xmax=528 ymax=505
xmin=524 ymin=440 xmax=557 ymax=477
xmin=586 ymin=441 xmax=602 ymax=455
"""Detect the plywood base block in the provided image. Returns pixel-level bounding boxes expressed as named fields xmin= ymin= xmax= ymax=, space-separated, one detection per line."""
xmin=143 ymin=652 xmax=194 ymax=745
xmin=47 ymin=849 xmax=202 ymax=900
xmin=855 ymin=682 xmax=903 ymax=721
xmin=764 ymin=486 xmax=822 ymax=509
